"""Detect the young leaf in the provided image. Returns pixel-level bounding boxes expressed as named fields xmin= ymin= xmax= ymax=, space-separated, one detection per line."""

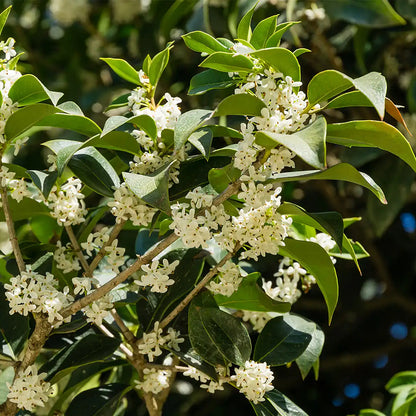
xmin=8 ymin=74 xmax=63 ymax=106
xmin=200 ymin=52 xmax=254 ymax=73
xmin=253 ymin=315 xmax=314 ymax=365
xmin=214 ymin=93 xmax=266 ymax=117
xmin=188 ymin=127 xmax=213 ymax=160
xmin=101 ymin=58 xmax=141 ymax=85
xmin=256 ymin=116 xmax=327 ymax=169
xmin=269 ymin=163 xmax=387 ymax=204
xmin=293 ymin=48 xmax=311 ymax=57
xmin=69 ymin=147 xmax=121 ymax=197
xmin=214 ymin=272 xmax=291 ymax=313
xmin=189 ymin=292 xmax=252 ymax=366
xmin=123 ymin=162 xmax=172 ymax=213
xmin=359 ymin=410 xmax=386 ymax=416
xmin=174 ymin=109 xmax=212 ymax=150
xmin=265 ymin=22 xmax=299 ymax=48
xmin=40 ymin=334 xmax=121 ymax=383
xmin=386 ymin=371 xmax=416 ymax=394
xmin=250 ymin=15 xmax=277 ymax=49
xmin=5 ymin=103 xmax=59 ymax=141
xmin=66 ymin=383 xmax=132 ymax=416
xmin=149 ymin=42 xmax=173 ymax=87
xmin=182 ymin=31 xmax=230 ymax=54
xmin=27 ymin=170 xmax=58 ymax=199
xmin=385 ymin=97 xmax=412 ymax=135
xmin=189 ymin=69 xmax=235 ymax=95
xmin=237 ymin=1 xmax=258 ymax=41
xmin=279 ymin=239 xmax=339 ymax=324
xmin=0 ymin=6 xmax=11 ymax=37
xmin=251 ymin=48 xmax=301 ymax=82
xmin=327 ymin=121 xmax=416 ymax=172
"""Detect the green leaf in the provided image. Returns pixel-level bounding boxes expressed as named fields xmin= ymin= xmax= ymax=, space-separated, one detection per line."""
xmin=269 ymin=163 xmax=387 ymax=204
xmin=66 ymin=383 xmax=131 ymax=416
xmin=27 ymin=170 xmax=58 ymax=198
xmin=327 ymin=121 xmax=416 ymax=172
xmin=86 ymin=131 xmax=140 ymax=155
xmin=279 ymin=239 xmax=339 ymax=324
xmin=208 ymin=163 xmax=241 ymax=193
xmin=37 ymin=113 xmax=102 ymax=136
xmin=251 ymin=15 xmax=277 ymax=49
xmin=189 ymin=292 xmax=252 ymax=366
xmin=265 ymin=22 xmax=299 ymax=48
xmin=0 ymin=367 xmax=14 ymax=405
xmin=295 ymin=322 xmax=324 ymax=379
xmin=215 ymin=272 xmax=291 ymax=313
xmin=321 ymin=0 xmax=406 ymax=27
xmin=237 ymin=1 xmax=257 ymax=41
xmin=101 ymin=58 xmax=141 ymax=85
xmin=277 ymin=202 xmax=344 ymax=250
xmin=254 ymin=315 xmax=313 ymax=365
xmin=43 ymin=139 xmax=83 ymax=176
xmin=0 ymin=284 xmax=30 ymax=357
xmin=0 ymin=6 xmax=11 ymax=37
xmin=252 ymin=390 xmax=309 ymax=416
xmin=293 ymin=48 xmax=311 ymax=57
xmin=30 ymin=215 xmax=61 ymax=244
xmin=189 ymin=69 xmax=234 ymax=95
xmin=149 ymin=43 xmax=173 ymax=87
xmin=174 ymin=109 xmax=212 ymax=150
xmin=69 ymin=147 xmax=121 ymax=197
xmin=386 ymin=371 xmax=416 ymax=394
xmin=327 ymin=90 xmax=373 ymax=109
xmin=256 ymin=117 xmax=326 ymax=169
xmin=105 ymin=93 xmax=130 ymax=111
xmin=359 ymin=410 xmax=386 ymax=416
xmin=215 ymin=93 xmax=266 ymax=117
xmin=123 ymin=162 xmax=172 ymax=213
xmin=40 ymin=334 xmax=121 ymax=383
xmin=0 ymin=197 xmax=49 ymax=222
xmin=188 ymin=127 xmax=213 ymax=160
xmin=182 ymin=31 xmax=229 ymax=54
xmin=102 ymin=114 xmax=157 ymax=140
xmin=251 ymin=48 xmax=301 ymax=82
xmin=200 ymin=52 xmax=254 ymax=73
xmin=8 ymin=74 xmax=63 ymax=106
xmin=5 ymin=103 xmax=59 ymax=140
xmin=208 ymin=125 xmax=243 ymax=139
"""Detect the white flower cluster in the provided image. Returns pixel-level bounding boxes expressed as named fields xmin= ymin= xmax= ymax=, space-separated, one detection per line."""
xmin=49 ymin=0 xmax=90 ymax=26
xmin=108 ymin=183 xmax=157 ymax=226
xmin=48 ymin=177 xmax=88 ymax=226
xmin=137 ymin=258 xmax=179 ymax=293
xmin=54 ymin=241 xmax=81 ymax=274
xmin=137 ymin=322 xmax=184 ymax=362
xmin=208 ymin=260 xmax=242 ymax=297
xmin=5 ymin=268 xmax=73 ymax=324
xmin=7 ymin=365 xmax=51 ymax=411
xmin=135 ymin=368 xmax=172 ymax=394
xmin=184 ymin=365 xmax=227 ymax=394
xmin=81 ymin=227 xmax=110 ymax=256
xmin=231 ymin=360 xmax=274 ymax=403
xmin=0 ymin=167 xmax=31 ymax=202
xmin=242 ymin=311 xmax=272 ymax=332
xmin=104 ymin=239 xmax=126 ymax=272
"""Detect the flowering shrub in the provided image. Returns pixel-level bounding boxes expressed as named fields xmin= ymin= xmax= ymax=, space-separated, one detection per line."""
xmin=0 ymin=4 xmax=414 ymax=415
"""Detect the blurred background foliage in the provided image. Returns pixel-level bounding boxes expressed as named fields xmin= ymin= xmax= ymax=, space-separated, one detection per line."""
xmin=1 ymin=0 xmax=416 ymax=414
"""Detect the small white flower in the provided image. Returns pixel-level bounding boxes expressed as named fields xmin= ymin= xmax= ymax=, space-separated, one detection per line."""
xmin=137 ymin=259 xmax=179 ymax=293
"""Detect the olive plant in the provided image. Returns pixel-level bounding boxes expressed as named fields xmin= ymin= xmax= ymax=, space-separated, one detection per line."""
xmin=0 ymin=4 xmax=414 ymax=416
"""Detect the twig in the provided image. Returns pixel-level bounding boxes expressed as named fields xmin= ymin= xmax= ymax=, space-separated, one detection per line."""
xmin=1 ymin=187 xmax=25 ymax=273
xmin=65 ymin=225 xmax=92 ymax=276
xmin=97 ymin=324 xmax=133 ymax=358
xmin=111 ymin=309 xmax=137 ymax=348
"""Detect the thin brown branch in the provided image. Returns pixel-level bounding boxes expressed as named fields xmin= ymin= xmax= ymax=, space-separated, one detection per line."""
xmin=111 ymin=309 xmax=137 ymax=347
xmin=1 ymin=187 xmax=25 ymax=273
xmin=65 ymin=225 xmax=92 ymax=276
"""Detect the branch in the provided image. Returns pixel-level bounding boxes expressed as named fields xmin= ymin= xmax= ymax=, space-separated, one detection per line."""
xmin=65 ymin=225 xmax=92 ymax=276
xmin=1 ymin=187 xmax=25 ymax=273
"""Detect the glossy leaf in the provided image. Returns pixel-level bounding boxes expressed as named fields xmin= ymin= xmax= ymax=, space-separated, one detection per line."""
xmin=327 ymin=90 xmax=373 ymax=109
xmin=189 ymin=292 xmax=252 ymax=366
xmin=254 ymin=315 xmax=313 ymax=365
xmin=66 ymin=383 xmax=131 ymax=416
xmin=269 ymin=163 xmax=387 ymax=204
xmin=321 ymin=0 xmax=406 ymax=27
xmin=251 ymin=48 xmax=301 ymax=82
xmin=208 ymin=125 xmax=243 ymax=139
xmin=215 ymin=272 xmax=291 ymax=313
xmin=40 ymin=334 xmax=121 ymax=383
xmin=182 ymin=31 xmax=229 ymax=54
xmin=279 ymin=239 xmax=339 ymax=323
xmin=386 ymin=371 xmax=416 ymax=394
xmin=188 ymin=127 xmax=213 ymax=160
xmin=69 ymin=147 xmax=121 ymax=197
xmin=0 ymin=6 xmax=11 ymax=37
xmin=101 ymin=58 xmax=141 ymax=84
xmin=188 ymin=69 xmax=234 ymax=95
xmin=0 ymin=284 xmax=29 ymax=357
xmin=5 ymin=103 xmax=59 ymax=140
xmin=43 ymin=139 xmax=83 ymax=176
xmin=101 ymin=114 xmax=157 ymax=140
xmin=200 ymin=52 xmax=254 ymax=73
xmin=0 ymin=197 xmax=49 ymax=221
xmin=215 ymin=93 xmax=266 ymax=117
xmin=174 ymin=109 xmax=212 ymax=150
xmin=252 ymin=390 xmax=309 ymax=416
xmin=256 ymin=116 xmax=326 ymax=169
xmin=123 ymin=162 xmax=172 ymax=213
xmin=265 ymin=22 xmax=299 ymax=48
xmin=385 ymin=97 xmax=412 ymax=135
xmin=359 ymin=410 xmax=386 ymax=416
xmin=237 ymin=1 xmax=257 ymax=41
xmin=27 ymin=170 xmax=58 ymax=198
xmin=208 ymin=163 xmax=241 ymax=193
xmin=277 ymin=202 xmax=344 ymax=250
xmin=37 ymin=113 xmax=102 ymax=136
xmin=30 ymin=215 xmax=61 ymax=244
xmin=293 ymin=48 xmax=311 ymax=57
xmin=8 ymin=74 xmax=63 ymax=106
xmin=86 ymin=131 xmax=140 ymax=155
xmin=327 ymin=121 xmax=416 ymax=172
xmin=149 ymin=43 xmax=173 ymax=86
xmin=251 ymin=15 xmax=277 ymax=49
